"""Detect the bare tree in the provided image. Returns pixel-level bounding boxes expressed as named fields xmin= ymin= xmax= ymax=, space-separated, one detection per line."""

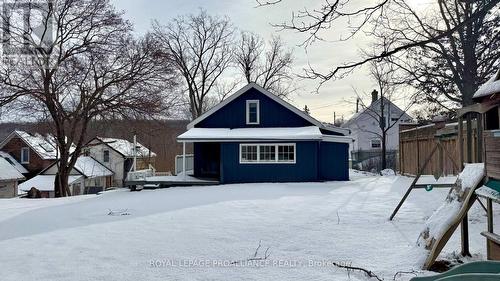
xmin=351 ymin=62 xmax=416 ymax=170
xmin=256 ymin=0 xmax=499 ymax=91
xmin=0 ymin=0 xmax=176 ymax=197
xmin=153 ymin=10 xmax=235 ymax=119
xmin=235 ymin=32 xmax=295 ymax=97
xmin=374 ymin=0 xmax=500 ymax=107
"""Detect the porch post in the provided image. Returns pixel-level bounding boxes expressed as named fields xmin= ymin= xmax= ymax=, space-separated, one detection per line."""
xmin=458 ymin=116 xmax=464 ymax=169
xmin=182 ymin=141 xmax=186 ymax=180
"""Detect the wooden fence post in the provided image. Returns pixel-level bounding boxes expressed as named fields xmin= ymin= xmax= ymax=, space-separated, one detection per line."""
xmin=477 ymin=113 xmax=483 ymax=162
xmin=466 ymin=114 xmax=473 ymax=163
xmin=458 ymin=116 xmax=464 ymax=169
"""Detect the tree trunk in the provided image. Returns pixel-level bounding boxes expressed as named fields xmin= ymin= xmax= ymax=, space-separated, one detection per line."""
xmin=54 ymin=168 xmax=72 ymax=197
xmin=188 ymin=88 xmax=198 ymax=120
xmin=379 ymin=91 xmax=386 ymax=171
xmin=381 ymin=130 xmax=387 ymax=170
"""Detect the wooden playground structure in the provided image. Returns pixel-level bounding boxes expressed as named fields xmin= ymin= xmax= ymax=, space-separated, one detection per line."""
xmin=392 ymin=70 xmax=500 ymax=269
xmin=391 ymin=119 xmax=476 ymax=221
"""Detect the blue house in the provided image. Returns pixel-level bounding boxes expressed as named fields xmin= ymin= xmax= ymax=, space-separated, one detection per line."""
xmin=177 ymin=83 xmax=352 ymax=184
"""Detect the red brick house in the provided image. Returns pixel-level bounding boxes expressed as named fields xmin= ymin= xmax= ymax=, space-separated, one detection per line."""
xmin=0 ymin=130 xmax=59 ymax=178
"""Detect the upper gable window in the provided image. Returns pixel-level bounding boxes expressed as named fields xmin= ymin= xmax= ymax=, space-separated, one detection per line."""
xmin=21 ymin=147 xmax=30 ymax=164
xmin=103 ymin=150 xmax=110 ymax=163
xmin=246 ymin=100 xmax=260 ymax=125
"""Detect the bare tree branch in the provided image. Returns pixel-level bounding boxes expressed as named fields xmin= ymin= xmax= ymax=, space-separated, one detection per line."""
xmin=235 ymin=32 xmax=296 ymax=98
xmin=0 ymin=0 xmax=177 ymax=197
xmin=257 ymin=0 xmax=500 ymax=92
xmin=153 ymin=9 xmax=235 ymax=119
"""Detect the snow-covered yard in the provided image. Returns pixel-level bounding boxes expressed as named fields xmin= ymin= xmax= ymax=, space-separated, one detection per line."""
xmin=0 ymin=171 xmax=497 ymax=281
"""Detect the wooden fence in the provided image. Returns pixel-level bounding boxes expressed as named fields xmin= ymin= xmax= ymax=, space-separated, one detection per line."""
xmin=399 ymin=121 xmax=479 ymax=176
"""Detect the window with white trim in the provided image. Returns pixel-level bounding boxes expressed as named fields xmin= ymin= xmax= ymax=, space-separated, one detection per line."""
xmin=246 ymin=100 xmax=260 ymax=125
xmin=21 ymin=147 xmax=30 ymax=164
xmin=278 ymin=145 xmax=295 ymax=162
xmin=259 ymin=145 xmax=276 ymax=162
xmin=240 ymin=145 xmax=258 ymax=162
xmin=371 ymin=139 xmax=381 ymax=149
xmin=240 ymin=144 xmax=295 ymax=164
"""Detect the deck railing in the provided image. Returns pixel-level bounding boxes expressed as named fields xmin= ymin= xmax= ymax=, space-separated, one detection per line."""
xmin=126 ymin=169 xmax=154 ymax=181
xmin=126 ymin=169 xmax=173 ymax=181
xmin=175 ymin=154 xmax=194 ymax=175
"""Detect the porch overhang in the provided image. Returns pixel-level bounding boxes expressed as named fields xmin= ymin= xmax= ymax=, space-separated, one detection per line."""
xmin=177 ymin=126 xmax=353 ymax=144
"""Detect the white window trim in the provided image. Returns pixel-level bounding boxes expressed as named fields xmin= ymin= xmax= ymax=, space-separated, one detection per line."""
xmin=246 ymin=100 xmax=260 ymax=125
xmin=239 ymin=143 xmax=296 ymax=164
xmin=21 ymin=147 xmax=30 ymax=164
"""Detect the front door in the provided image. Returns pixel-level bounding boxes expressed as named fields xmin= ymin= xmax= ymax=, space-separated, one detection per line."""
xmin=195 ymin=143 xmax=220 ymax=179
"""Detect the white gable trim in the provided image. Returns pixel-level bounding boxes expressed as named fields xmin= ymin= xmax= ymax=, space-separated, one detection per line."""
xmin=186 ymin=83 xmax=349 ymax=135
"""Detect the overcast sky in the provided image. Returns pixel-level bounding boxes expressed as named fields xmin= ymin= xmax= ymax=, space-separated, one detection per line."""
xmin=111 ymin=0 xmax=380 ymax=123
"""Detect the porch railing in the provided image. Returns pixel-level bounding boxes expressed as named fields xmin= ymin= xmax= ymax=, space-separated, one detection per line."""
xmin=126 ymin=169 xmax=173 ymax=181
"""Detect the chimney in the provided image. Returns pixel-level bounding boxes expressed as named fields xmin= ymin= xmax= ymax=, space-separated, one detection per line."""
xmin=356 ymin=98 xmax=359 ymax=113
xmin=371 ymin=90 xmax=378 ymax=104
xmin=432 ymin=115 xmax=446 ymax=129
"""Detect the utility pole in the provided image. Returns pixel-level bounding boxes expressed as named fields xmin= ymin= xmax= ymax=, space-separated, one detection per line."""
xmin=133 ymin=134 xmax=137 ymax=172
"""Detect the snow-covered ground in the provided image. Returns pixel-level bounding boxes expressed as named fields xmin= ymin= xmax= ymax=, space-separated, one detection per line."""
xmin=0 ymin=171 xmax=497 ymax=281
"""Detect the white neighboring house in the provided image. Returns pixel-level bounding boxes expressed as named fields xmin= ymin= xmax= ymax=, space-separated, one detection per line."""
xmin=19 ymin=156 xmax=113 ymax=198
xmin=0 ymin=157 xmax=25 ymax=198
xmin=342 ymin=92 xmax=413 ymax=165
xmin=85 ymin=137 xmax=156 ymax=186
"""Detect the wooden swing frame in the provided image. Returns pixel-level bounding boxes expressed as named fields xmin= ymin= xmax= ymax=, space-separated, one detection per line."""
xmin=391 ymin=111 xmax=485 ymax=257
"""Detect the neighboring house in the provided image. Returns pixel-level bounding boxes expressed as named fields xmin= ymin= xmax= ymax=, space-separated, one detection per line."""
xmin=85 ymin=137 xmax=156 ymax=186
xmin=0 ymin=157 xmax=25 ymax=198
xmin=0 ymin=130 xmax=59 ymax=178
xmin=19 ymin=156 xmax=113 ymax=198
xmin=342 ymin=91 xmax=413 ymax=166
xmin=177 ymin=83 xmax=352 ymax=184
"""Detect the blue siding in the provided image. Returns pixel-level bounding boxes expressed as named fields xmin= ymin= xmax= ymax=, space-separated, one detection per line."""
xmin=189 ymin=86 xmax=349 ymax=184
xmin=220 ymin=142 xmax=318 ymax=184
xmin=196 ymin=88 xmax=314 ymax=129
xmin=319 ymin=142 xmax=349 ymax=181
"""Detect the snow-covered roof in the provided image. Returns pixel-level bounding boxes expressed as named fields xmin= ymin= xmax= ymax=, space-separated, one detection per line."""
xmin=178 ymin=126 xmax=353 ymax=144
xmin=18 ymin=175 xmax=82 ymax=193
xmin=343 ymin=97 xmax=413 ymax=127
xmin=0 ymin=157 xmax=25 ymax=181
xmin=73 ymin=156 xmax=113 ymax=178
xmin=473 ymin=69 xmax=500 ymax=99
xmin=41 ymin=156 xmax=113 ymax=179
xmin=187 ymin=83 xmax=349 ymax=136
xmin=0 ymin=151 xmax=28 ymax=174
xmin=0 ymin=130 xmax=75 ymax=160
xmin=95 ymin=137 xmax=156 ymax=158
